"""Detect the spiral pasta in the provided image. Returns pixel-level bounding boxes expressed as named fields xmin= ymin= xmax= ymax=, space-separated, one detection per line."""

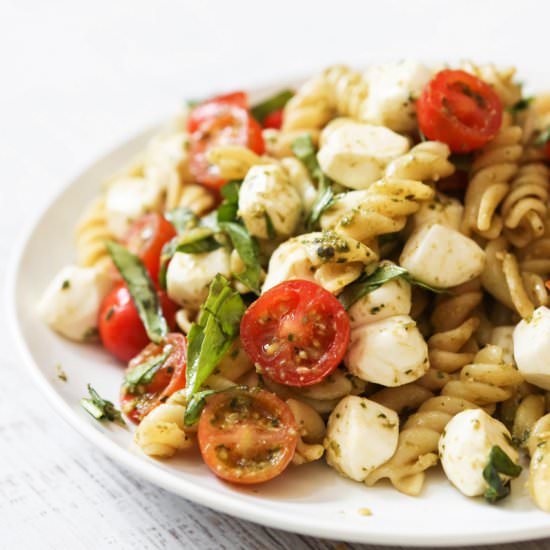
xmin=165 ymin=182 xmax=216 ymax=215
xmin=528 ymin=414 xmax=550 ymax=512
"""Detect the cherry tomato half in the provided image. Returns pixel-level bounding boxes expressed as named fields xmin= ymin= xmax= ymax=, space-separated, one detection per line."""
xmin=98 ymin=283 xmax=178 ymax=363
xmin=188 ymin=91 xmax=248 ymax=133
xmin=417 ymin=69 xmax=503 ymax=153
xmin=124 ymin=213 xmax=177 ymax=285
xmin=262 ymin=109 xmax=283 ymax=130
xmin=188 ymin=93 xmax=265 ymax=189
xmin=198 ymin=388 xmax=298 ymax=484
xmin=120 ymin=333 xmax=187 ymax=424
xmin=240 ymin=280 xmax=350 ymax=387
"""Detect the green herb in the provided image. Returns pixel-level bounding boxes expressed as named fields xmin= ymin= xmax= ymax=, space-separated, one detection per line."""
xmin=535 ymin=125 xmax=550 ymax=146
xmin=185 ymin=275 xmax=246 ymax=403
xmin=158 ymin=237 xmax=178 ymax=290
xmin=217 ymin=181 xmax=241 ymax=223
xmin=219 ymin=221 xmax=261 ymax=294
xmin=124 ymin=345 xmax=173 ymax=393
xmin=264 ymin=212 xmax=276 ymax=240
xmin=508 ymin=96 xmax=533 ymax=114
xmin=106 ymin=241 xmax=167 ymax=344
xmin=184 ymin=385 xmax=246 ymax=426
xmin=338 ymin=262 xmax=447 ymax=310
xmin=175 ymin=227 xmax=222 ymax=254
xmin=164 ymin=207 xmax=197 ymax=234
xmin=81 ymin=384 xmax=125 ymax=423
xmin=292 ymin=135 xmax=334 ymax=229
xmin=251 ymin=89 xmax=293 ymax=123
xmin=61 ymin=279 xmax=70 ymax=290
xmin=449 ymin=153 xmax=473 ymax=172
xmin=56 ymin=364 xmax=68 ymax=382
xmin=483 ymin=445 xmax=522 ymax=503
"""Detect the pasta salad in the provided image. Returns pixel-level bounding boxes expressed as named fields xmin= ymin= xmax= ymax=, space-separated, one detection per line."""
xmin=39 ymin=61 xmax=550 ymax=511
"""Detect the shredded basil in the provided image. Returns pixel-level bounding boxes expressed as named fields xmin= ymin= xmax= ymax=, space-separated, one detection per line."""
xmin=264 ymin=212 xmax=276 ymax=240
xmin=217 ymin=181 xmax=241 ymax=223
xmin=219 ymin=221 xmax=261 ymax=294
xmin=292 ymin=135 xmax=334 ymax=229
xmin=106 ymin=241 xmax=167 ymax=343
xmin=81 ymin=384 xmax=125 ymax=424
xmin=338 ymin=261 xmax=447 ymax=310
xmin=251 ymin=89 xmax=293 ymax=124
xmin=175 ymin=226 xmax=222 ymax=254
xmin=124 ymin=345 xmax=173 ymax=394
xmin=483 ymin=445 xmax=522 ymax=503
xmin=184 ymin=385 xmax=246 ymax=426
xmin=508 ymin=96 xmax=533 ymax=114
xmin=165 ymin=207 xmax=197 ymax=234
xmin=185 ymin=275 xmax=246 ymax=403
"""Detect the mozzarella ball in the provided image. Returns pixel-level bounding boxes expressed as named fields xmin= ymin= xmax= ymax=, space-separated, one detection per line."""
xmin=362 ymin=61 xmax=432 ymax=133
xmin=238 ymin=164 xmax=302 ymax=239
xmin=489 ymin=326 xmax=515 ymax=365
xmin=38 ymin=265 xmax=113 ymax=341
xmin=324 ymin=396 xmax=399 ymax=481
xmin=317 ymin=119 xmax=409 ymax=189
xmin=166 ymin=247 xmax=231 ymax=309
xmin=400 ymin=224 xmax=485 ymax=288
xmin=513 ymin=306 xmax=550 ymax=390
xmin=439 ymin=409 xmax=518 ymax=497
xmin=105 ymin=176 xmax=163 ymax=239
xmin=348 ymin=277 xmax=412 ymax=329
xmin=345 ymin=315 xmax=429 ymax=386
xmin=280 ymin=157 xmax=318 ymax=215
xmin=412 ymin=193 xmax=464 ymax=232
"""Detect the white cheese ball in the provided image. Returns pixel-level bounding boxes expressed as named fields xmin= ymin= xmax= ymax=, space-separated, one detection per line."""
xmin=348 ymin=278 xmax=412 ymax=329
xmin=412 ymin=193 xmax=464 ymax=232
xmin=345 ymin=315 xmax=429 ymax=386
xmin=362 ymin=61 xmax=432 ymax=133
xmin=238 ymin=164 xmax=302 ymax=239
xmin=166 ymin=247 xmax=231 ymax=310
xmin=38 ymin=265 xmax=113 ymax=341
xmin=280 ymin=157 xmax=318 ymax=216
xmin=489 ymin=326 xmax=515 ymax=365
xmin=317 ymin=119 xmax=409 ymax=190
xmin=439 ymin=409 xmax=518 ymax=497
xmin=513 ymin=306 xmax=550 ymax=390
xmin=400 ymin=223 xmax=486 ymax=288
xmin=324 ymin=396 xmax=399 ymax=481
xmin=105 ymin=176 xmax=163 ymax=239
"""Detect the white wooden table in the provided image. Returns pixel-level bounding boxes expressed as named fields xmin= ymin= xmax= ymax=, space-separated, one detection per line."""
xmin=2 ymin=1 xmax=550 ymax=548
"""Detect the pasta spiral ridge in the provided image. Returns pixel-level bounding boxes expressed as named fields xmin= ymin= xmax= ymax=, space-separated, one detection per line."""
xmin=528 ymin=414 xmax=550 ymax=513
xmin=165 ymin=182 xmax=216 ymax=216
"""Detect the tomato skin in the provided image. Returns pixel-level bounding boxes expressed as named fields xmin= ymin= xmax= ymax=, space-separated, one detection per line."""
xmin=198 ymin=388 xmax=298 ymax=484
xmin=120 ymin=333 xmax=187 ymax=424
xmin=124 ymin=213 xmax=177 ymax=285
xmin=262 ymin=109 xmax=283 ymax=129
xmin=240 ymin=280 xmax=350 ymax=387
xmin=417 ymin=69 xmax=503 ymax=153
xmin=98 ymin=284 xmax=179 ymax=363
xmin=188 ymin=91 xmax=248 ymax=133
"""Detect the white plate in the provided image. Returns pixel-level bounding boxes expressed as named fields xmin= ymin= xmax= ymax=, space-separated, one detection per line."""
xmin=7 ymin=84 xmax=550 ymax=547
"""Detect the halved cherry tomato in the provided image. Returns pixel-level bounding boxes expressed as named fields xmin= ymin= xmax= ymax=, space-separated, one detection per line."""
xmin=417 ymin=69 xmax=503 ymax=153
xmin=240 ymin=280 xmax=350 ymax=387
xmin=98 ymin=283 xmax=178 ymax=362
xmin=198 ymin=388 xmax=298 ymax=484
xmin=124 ymin=213 xmax=177 ymax=285
xmin=120 ymin=333 xmax=187 ymax=424
xmin=262 ymin=109 xmax=283 ymax=130
xmin=188 ymin=93 xmax=265 ymax=189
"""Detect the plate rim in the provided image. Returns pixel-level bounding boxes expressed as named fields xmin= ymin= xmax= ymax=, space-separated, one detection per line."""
xmin=7 ymin=118 xmax=550 ymax=548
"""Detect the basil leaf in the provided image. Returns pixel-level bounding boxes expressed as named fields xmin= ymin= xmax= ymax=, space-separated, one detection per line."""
xmin=158 ymin=237 xmax=177 ymax=290
xmin=185 ymin=275 xmax=246 ymax=401
xmin=220 ymin=180 xmax=241 ymax=202
xmin=535 ymin=125 xmax=550 ymax=146
xmin=176 ymin=227 xmax=222 ymax=254
xmin=165 ymin=207 xmax=197 ymax=234
xmin=217 ymin=181 xmax=241 ymax=223
xmin=106 ymin=241 xmax=167 ymax=343
xmin=264 ymin=212 xmax=276 ymax=240
xmin=292 ymin=134 xmax=334 ymax=229
xmin=184 ymin=385 xmax=246 ymax=427
xmin=219 ymin=221 xmax=261 ymax=294
xmin=81 ymin=384 xmax=125 ymax=424
xmin=508 ymin=96 xmax=533 ymax=114
xmin=251 ymin=89 xmax=294 ymax=123
xmin=483 ymin=445 xmax=522 ymax=503
xmin=124 ymin=345 xmax=173 ymax=393
xmin=338 ymin=262 xmax=447 ymax=310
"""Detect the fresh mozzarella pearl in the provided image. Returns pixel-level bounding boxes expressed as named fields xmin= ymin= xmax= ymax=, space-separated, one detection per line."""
xmin=513 ymin=306 xmax=550 ymax=390
xmin=166 ymin=248 xmax=231 ymax=309
xmin=400 ymin=223 xmax=485 ymax=288
xmin=38 ymin=265 xmax=113 ymax=341
xmin=325 ymin=395 xmax=399 ymax=481
xmin=489 ymin=326 xmax=515 ymax=365
xmin=317 ymin=119 xmax=409 ymax=189
xmin=105 ymin=176 xmax=163 ymax=239
xmin=238 ymin=164 xmax=302 ymax=239
xmin=412 ymin=193 xmax=464 ymax=232
xmin=439 ymin=409 xmax=518 ymax=497
xmin=345 ymin=315 xmax=429 ymax=386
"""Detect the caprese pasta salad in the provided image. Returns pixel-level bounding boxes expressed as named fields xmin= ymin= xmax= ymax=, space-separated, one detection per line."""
xmin=40 ymin=61 xmax=550 ymax=511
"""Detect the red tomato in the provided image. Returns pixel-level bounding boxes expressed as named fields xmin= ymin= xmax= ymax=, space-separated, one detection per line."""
xmin=198 ymin=388 xmax=298 ymax=484
xmin=417 ymin=69 xmax=503 ymax=153
xmin=124 ymin=213 xmax=176 ymax=285
xmin=544 ymin=141 xmax=550 ymax=159
xmin=188 ymin=93 xmax=265 ymax=189
xmin=262 ymin=109 xmax=283 ymax=129
xmin=240 ymin=280 xmax=350 ymax=387
xmin=98 ymin=284 xmax=178 ymax=363
xmin=120 ymin=333 xmax=187 ymax=424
